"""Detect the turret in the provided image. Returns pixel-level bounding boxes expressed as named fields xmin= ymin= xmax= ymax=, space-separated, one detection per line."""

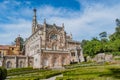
xmin=70 ymin=33 xmax=73 ymax=40
xmin=16 ymin=35 xmax=21 ymax=46
xmin=43 ymin=18 xmax=47 ymax=33
xmin=32 ymin=8 xmax=37 ymax=34
xmin=62 ymin=23 xmax=64 ymax=29
xmin=43 ymin=18 xmax=47 ymax=49
xmin=15 ymin=35 xmax=21 ymax=54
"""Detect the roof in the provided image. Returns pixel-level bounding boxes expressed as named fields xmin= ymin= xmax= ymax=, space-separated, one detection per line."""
xmin=46 ymin=23 xmax=63 ymax=30
xmin=25 ymin=23 xmax=63 ymax=44
xmin=0 ymin=45 xmax=16 ymax=50
xmin=0 ymin=45 xmax=9 ymax=50
xmin=67 ymin=40 xmax=80 ymax=44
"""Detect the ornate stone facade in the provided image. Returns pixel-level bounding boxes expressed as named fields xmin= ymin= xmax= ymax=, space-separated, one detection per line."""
xmin=25 ymin=9 xmax=84 ymax=68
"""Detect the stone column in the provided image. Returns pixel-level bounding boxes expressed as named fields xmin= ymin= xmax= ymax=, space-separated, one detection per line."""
xmin=59 ymin=55 xmax=62 ymax=66
xmin=26 ymin=56 xmax=29 ymax=67
xmin=49 ymin=55 xmax=53 ymax=67
xmin=14 ymin=56 xmax=17 ymax=68
xmin=80 ymin=48 xmax=84 ymax=62
xmin=75 ymin=49 xmax=79 ymax=62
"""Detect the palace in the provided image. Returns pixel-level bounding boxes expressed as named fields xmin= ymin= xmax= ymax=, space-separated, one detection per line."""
xmin=0 ymin=9 xmax=84 ymax=69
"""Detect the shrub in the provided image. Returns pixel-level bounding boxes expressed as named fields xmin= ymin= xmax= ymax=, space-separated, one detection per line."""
xmin=0 ymin=67 xmax=7 ymax=80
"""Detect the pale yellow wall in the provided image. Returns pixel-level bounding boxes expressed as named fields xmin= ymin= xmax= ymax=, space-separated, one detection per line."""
xmin=0 ymin=45 xmax=20 ymax=55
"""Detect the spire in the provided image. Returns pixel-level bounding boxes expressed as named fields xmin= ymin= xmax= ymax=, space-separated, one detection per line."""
xmin=32 ymin=8 xmax=37 ymax=34
xmin=44 ymin=18 xmax=46 ymax=24
xmin=33 ymin=8 xmax=37 ymax=20
xmin=70 ymin=32 xmax=72 ymax=39
xmin=62 ymin=23 xmax=64 ymax=29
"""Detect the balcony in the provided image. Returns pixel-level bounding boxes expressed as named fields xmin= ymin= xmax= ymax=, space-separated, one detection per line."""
xmin=42 ymin=49 xmax=70 ymax=54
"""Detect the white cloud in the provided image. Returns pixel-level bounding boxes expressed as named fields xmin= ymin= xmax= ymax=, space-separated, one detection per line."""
xmin=0 ymin=1 xmax=120 ymax=44
xmin=0 ymin=19 xmax=31 ymax=45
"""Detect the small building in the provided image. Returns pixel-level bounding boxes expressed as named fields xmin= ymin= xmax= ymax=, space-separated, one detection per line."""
xmin=0 ymin=36 xmax=21 ymax=55
xmin=0 ymin=36 xmax=33 ymax=68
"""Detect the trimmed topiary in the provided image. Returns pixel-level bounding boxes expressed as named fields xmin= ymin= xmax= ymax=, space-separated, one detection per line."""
xmin=0 ymin=67 xmax=7 ymax=80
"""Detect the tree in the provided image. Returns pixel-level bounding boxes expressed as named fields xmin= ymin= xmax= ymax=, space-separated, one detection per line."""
xmin=82 ymin=18 xmax=120 ymax=57
xmin=15 ymin=36 xmax=24 ymax=51
xmin=99 ymin=31 xmax=108 ymax=42
xmin=116 ymin=18 xmax=120 ymax=27
xmin=109 ymin=19 xmax=120 ymax=41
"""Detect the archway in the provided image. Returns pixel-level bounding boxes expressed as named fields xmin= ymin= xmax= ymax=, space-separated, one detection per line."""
xmin=19 ymin=61 xmax=24 ymax=68
xmin=29 ymin=61 xmax=33 ymax=67
xmin=43 ymin=58 xmax=49 ymax=66
xmin=53 ymin=57 xmax=58 ymax=67
xmin=7 ymin=61 xmax=12 ymax=68
xmin=62 ymin=57 xmax=66 ymax=66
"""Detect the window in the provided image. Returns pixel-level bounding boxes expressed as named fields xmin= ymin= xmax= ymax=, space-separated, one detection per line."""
xmin=50 ymin=34 xmax=57 ymax=40
xmin=52 ymin=45 xmax=57 ymax=50
xmin=71 ymin=53 xmax=75 ymax=56
xmin=12 ymin=48 xmax=14 ymax=50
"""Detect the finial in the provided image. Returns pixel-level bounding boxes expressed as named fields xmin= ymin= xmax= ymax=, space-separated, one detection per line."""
xmin=18 ymin=34 xmax=20 ymax=37
xmin=53 ymin=23 xmax=56 ymax=26
xmin=33 ymin=8 xmax=37 ymax=17
xmin=33 ymin=8 xmax=36 ymax=12
xmin=44 ymin=18 xmax=46 ymax=24
xmin=70 ymin=32 xmax=72 ymax=36
xmin=62 ymin=23 xmax=64 ymax=28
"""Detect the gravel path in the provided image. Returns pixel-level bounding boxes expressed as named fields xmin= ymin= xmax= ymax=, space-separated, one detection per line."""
xmin=42 ymin=74 xmax=63 ymax=80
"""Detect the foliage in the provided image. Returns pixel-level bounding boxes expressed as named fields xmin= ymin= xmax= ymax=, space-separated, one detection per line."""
xmin=82 ymin=19 xmax=120 ymax=57
xmin=99 ymin=31 xmax=107 ymax=40
xmin=0 ymin=67 xmax=7 ymax=80
xmin=14 ymin=36 xmax=24 ymax=51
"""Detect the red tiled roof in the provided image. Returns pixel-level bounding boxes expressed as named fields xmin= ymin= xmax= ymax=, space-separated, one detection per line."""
xmin=0 ymin=45 xmax=10 ymax=50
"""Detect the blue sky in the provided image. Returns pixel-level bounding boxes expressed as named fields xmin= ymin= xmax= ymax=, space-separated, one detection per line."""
xmin=0 ymin=0 xmax=120 ymax=44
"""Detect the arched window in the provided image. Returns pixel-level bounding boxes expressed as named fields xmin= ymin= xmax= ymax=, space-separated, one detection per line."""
xmin=52 ymin=43 xmax=57 ymax=50
xmin=7 ymin=61 xmax=12 ymax=68
xmin=20 ymin=61 xmax=24 ymax=68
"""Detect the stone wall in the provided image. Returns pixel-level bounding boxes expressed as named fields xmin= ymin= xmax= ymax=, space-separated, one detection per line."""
xmin=41 ymin=53 xmax=70 ymax=68
xmin=93 ymin=53 xmax=113 ymax=63
xmin=1 ymin=55 xmax=33 ymax=69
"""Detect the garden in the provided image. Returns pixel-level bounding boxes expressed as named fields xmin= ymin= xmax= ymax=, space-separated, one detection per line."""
xmin=6 ymin=67 xmax=65 ymax=80
xmin=56 ymin=64 xmax=120 ymax=80
xmin=0 ymin=62 xmax=120 ymax=80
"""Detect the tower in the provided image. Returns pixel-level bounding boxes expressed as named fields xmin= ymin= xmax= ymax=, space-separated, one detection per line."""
xmin=16 ymin=35 xmax=21 ymax=53
xmin=32 ymin=8 xmax=37 ymax=34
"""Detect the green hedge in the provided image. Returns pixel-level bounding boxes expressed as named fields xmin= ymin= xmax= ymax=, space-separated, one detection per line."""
xmin=0 ymin=67 xmax=7 ymax=80
xmin=7 ymin=67 xmax=49 ymax=76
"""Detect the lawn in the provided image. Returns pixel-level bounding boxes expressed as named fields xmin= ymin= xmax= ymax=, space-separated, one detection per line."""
xmin=56 ymin=64 xmax=120 ymax=80
xmin=6 ymin=67 xmax=65 ymax=80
